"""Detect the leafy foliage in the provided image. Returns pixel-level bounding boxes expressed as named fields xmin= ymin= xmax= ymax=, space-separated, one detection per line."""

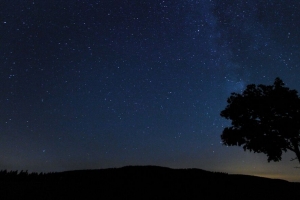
xmin=221 ymin=78 xmax=300 ymax=162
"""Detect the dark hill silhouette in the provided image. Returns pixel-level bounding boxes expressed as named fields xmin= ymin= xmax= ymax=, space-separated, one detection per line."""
xmin=0 ymin=166 xmax=299 ymax=199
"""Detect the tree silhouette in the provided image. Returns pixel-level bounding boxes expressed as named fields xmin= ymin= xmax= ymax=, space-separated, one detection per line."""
xmin=220 ymin=77 xmax=300 ymax=164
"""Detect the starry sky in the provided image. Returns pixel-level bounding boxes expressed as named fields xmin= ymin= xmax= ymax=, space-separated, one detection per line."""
xmin=1 ymin=0 xmax=300 ymax=181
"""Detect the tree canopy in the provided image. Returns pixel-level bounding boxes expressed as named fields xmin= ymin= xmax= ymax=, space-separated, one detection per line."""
xmin=220 ymin=77 xmax=300 ymax=163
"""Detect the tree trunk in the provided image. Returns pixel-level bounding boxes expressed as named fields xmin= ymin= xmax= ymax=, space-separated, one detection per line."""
xmin=295 ymin=150 xmax=300 ymax=164
xmin=291 ymin=140 xmax=300 ymax=164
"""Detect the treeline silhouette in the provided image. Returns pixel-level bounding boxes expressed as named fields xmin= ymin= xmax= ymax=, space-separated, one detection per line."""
xmin=0 ymin=166 xmax=299 ymax=199
xmin=0 ymin=166 xmax=228 ymax=181
xmin=0 ymin=170 xmax=39 ymax=180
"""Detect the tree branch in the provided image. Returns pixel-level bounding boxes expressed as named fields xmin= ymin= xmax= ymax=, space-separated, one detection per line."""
xmin=290 ymin=157 xmax=298 ymax=162
xmin=286 ymin=146 xmax=295 ymax=152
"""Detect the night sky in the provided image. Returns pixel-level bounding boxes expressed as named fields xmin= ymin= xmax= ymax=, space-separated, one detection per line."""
xmin=1 ymin=0 xmax=300 ymax=181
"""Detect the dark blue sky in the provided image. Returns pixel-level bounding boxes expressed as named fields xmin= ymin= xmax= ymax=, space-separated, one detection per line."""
xmin=1 ymin=0 xmax=300 ymax=181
